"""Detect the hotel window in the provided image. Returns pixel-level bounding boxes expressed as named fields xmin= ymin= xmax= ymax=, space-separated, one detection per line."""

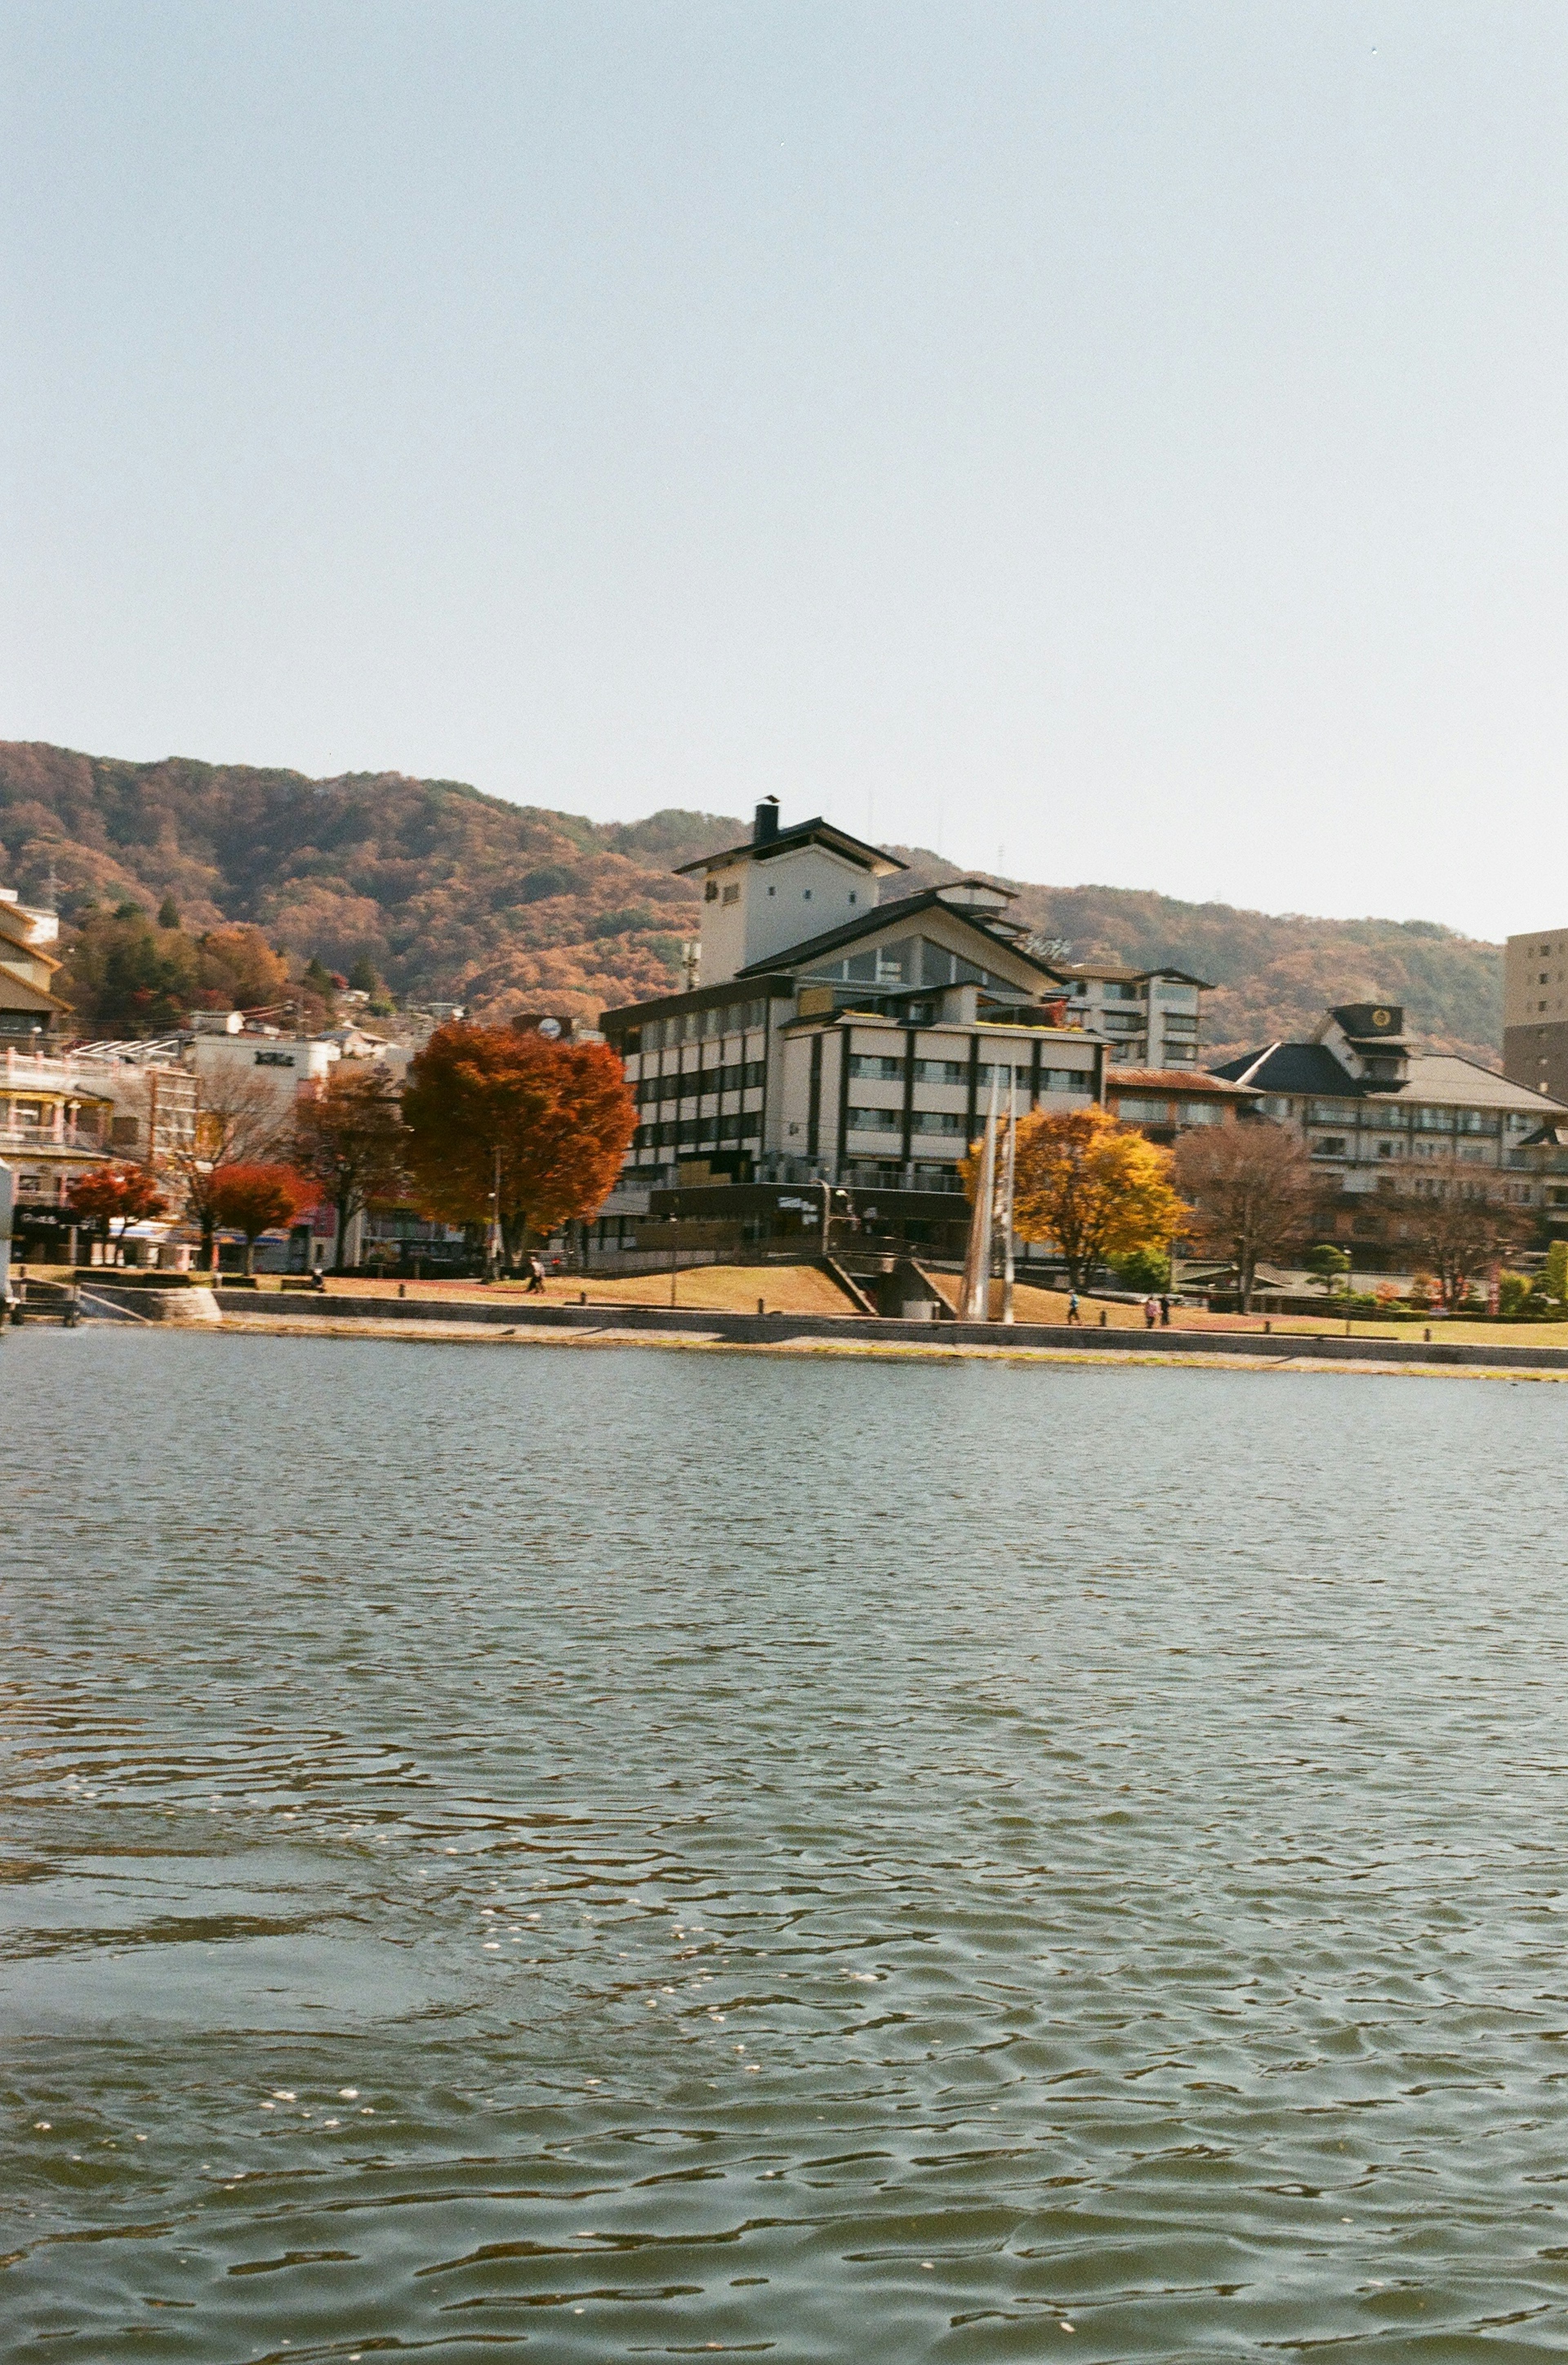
xmin=848 ymin=1053 xmax=904 ymax=1080
xmin=913 ymin=1059 xmax=967 ymax=1085
xmin=1176 ymin=1101 xmax=1222 ymax=1124
xmin=1312 ymin=1136 xmax=1348 ymax=1158
xmin=912 ymin=1110 xmax=970 ymax=1136
xmin=1042 ymin=1069 xmax=1093 ymax=1094
xmin=847 ymin=1107 xmax=900 ymax=1135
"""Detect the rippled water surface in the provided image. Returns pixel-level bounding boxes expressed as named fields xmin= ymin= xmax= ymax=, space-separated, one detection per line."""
xmin=5 ymin=1333 xmax=1568 ymax=2360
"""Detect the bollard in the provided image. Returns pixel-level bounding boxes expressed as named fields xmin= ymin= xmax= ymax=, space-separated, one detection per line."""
xmin=398 ymin=1282 xmax=406 ymax=1298
xmin=1424 ymin=1327 xmax=1431 ymax=1343
xmin=580 ymin=1290 xmax=587 ymax=1305
xmin=758 ymin=1298 xmax=765 ymax=1316
xmin=1264 ymin=1319 xmax=1270 ymax=1334
xmin=1099 ymin=1308 xmax=1107 ymax=1327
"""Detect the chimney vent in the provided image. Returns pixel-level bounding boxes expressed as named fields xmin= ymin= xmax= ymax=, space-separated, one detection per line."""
xmin=753 ymin=797 xmax=780 ymax=845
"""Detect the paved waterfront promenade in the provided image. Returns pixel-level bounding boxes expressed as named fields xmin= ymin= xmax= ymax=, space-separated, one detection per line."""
xmin=176 ymin=1287 xmax=1568 ymax=1377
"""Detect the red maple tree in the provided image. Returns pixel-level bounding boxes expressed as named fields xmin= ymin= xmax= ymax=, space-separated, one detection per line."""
xmin=401 ymin=1022 xmax=635 ymax=1268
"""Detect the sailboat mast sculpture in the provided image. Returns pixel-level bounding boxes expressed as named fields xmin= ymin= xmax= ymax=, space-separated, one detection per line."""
xmin=1001 ymin=1065 xmax=1018 ymax=1325
xmin=960 ymin=1069 xmax=1001 ymax=1322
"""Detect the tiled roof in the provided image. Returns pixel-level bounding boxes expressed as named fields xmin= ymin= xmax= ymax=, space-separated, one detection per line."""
xmin=673 ymin=817 xmax=904 ymax=878
xmin=1210 ymin=1042 xmax=1568 ymax=1115
xmin=732 ymin=886 xmax=1055 ymax=984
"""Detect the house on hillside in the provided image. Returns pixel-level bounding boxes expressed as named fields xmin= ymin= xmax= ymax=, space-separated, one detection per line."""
xmin=0 ymin=890 xmax=72 ymax=1046
xmin=596 ymin=800 xmax=1110 ymax=1260
xmin=1211 ymin=1002 xmax=1568 ymax=1268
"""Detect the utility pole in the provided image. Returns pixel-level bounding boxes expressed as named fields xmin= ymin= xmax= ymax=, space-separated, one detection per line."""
xmin=486 ymin=1143 xmax=502 ymax=1282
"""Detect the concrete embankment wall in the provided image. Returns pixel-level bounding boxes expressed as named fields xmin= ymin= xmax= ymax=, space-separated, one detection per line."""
xmin=202 ymin=1290 xmax=1568 ymax=1374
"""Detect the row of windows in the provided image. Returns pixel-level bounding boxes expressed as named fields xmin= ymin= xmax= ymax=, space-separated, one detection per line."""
xmin=844 ymin=1107 xmax=980 ymax=1138
xmin=1305 ymin=1099 xmax=1506 ymax=1135
xmin=632 ymin=999 xmax=771 ymax=1050
xmin=845 ymin=1052 xmax=1094 ymax=1091
xmin=635 ymin=1060 xmax=766 ymax=1104
xmin=1117 ymin=1097 xmax=1223 ymax=1124
xmin=634 ymin=1115 xmax=764 ymax=1151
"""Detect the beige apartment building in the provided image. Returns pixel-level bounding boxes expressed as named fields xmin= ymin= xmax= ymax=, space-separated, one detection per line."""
xmin=1503 ymin=927 xmax=1568 ymax=1102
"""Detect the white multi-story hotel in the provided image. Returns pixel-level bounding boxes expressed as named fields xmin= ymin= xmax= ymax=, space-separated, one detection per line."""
xmin=597 ymin=802 xmax=1110 ymax=1258
xmin=1056 ymin=962 xmax=1208 ymax=1067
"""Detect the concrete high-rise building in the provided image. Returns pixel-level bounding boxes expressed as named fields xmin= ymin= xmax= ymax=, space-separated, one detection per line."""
xmin=1503 ymin=928 xmax=1568 ymax=1102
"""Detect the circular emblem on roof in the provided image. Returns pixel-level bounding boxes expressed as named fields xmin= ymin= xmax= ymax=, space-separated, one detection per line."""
xmin=1372 ymin=1007 xmax=1391 ymax=1028
xmin=537 ymin=1016 xmax=562 ymax=1039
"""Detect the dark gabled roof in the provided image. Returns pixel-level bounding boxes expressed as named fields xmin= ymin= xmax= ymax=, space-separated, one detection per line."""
xmin=1209 ymin=1042 xmax=1366 ymax=1098
xmin=1212 ymin=1040 xmax=1568 ymax=1116
xmin=731 ymin=885 xmax=1056 ymax=984
xmin=673 ymin=816 xmax=905 ymax=878
xmin=1064 ymin=961 xmax=1214 ymax=989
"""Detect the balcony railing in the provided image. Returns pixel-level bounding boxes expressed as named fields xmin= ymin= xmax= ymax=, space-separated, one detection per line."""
xmin=0 ymin=1126 xmax=103 ymax=1154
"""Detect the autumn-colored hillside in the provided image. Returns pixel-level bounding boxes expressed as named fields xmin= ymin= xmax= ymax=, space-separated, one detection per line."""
xmin=891 ymin=852 xmax=1504 ymax=1069
xmin=0 ymin=739 xmax=1503 ymax=1063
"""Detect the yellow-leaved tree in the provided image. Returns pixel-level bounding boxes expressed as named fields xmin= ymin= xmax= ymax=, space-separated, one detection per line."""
xmin=962 ymin=1104 xmax=1186 ymax=1291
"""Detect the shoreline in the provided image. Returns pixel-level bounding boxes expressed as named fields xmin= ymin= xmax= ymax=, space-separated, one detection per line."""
xmin=127 ymin=1304 xmax=1568 ymax=1379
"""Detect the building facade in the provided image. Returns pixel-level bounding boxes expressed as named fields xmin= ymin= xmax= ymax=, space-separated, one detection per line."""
xmin=1212 ymin=1002 xmax=1568 ymax=1266
xmin=1502 ymin=925 xmax=1568 ymax=1104
xmin=0 ymin=890 xmax=70 ymax=1046
xmin=1103 ymin=1067 xmax=1257 ymax=1143
xmin=598 ymin=805 xmax=1109 ymax=1257
xmin=1056 ymin=963 xmax=1209 ymax=1067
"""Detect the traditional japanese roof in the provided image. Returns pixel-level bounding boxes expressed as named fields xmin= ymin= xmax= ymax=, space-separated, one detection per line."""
xmin=1212 ymin=1041 xmax=1568 ymax=1115
xmin=731 ymin=884 xmax=1056 ymax=985
xmin=1061 ymin=960 xmax=1214 ymax=988
xmin=673 ymin=816 xmax=905 ymax=879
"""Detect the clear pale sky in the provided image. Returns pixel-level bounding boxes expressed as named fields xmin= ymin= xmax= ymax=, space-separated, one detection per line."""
xmin=3 ymin=2 xmax=1563 ymax=938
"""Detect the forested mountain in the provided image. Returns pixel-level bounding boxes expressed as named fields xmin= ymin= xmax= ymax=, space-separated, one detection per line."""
xmin=0 ymin=739 xmax=1503 ymax=1065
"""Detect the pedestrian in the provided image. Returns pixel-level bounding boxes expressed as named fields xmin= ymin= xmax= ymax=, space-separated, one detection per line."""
xmin=1066 ymin=1289 xmax=1081 ymax=1326
xmin=1143 ymin=1294 xmax=1158 ymax=1329
xmin=1159 ymin=1292 xmax=1171 ymax=1327
xmin=526 ymin=1252 xmax=546 ymax=1295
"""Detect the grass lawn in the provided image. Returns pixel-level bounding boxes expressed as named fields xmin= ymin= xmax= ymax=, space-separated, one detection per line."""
xmin=316 ymin=1265 xmax=854 ymax=1317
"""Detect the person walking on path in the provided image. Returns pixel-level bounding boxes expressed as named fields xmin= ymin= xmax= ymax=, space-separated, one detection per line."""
xmin=1159 ymin=1292 xmax=1172 ymax=1327
xmin=1066 ymin=1289 xmax=1082 ymax=1326
xmin=525 ymin=1253 xmax=546 ymax=1295
xmin=1144 ymin=1295 xmax=1158 ymax=1329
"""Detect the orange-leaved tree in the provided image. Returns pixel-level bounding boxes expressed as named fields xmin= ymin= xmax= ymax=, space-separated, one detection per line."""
xmin=209 ymin=1162 xmax=316 ymax=1276
xmin=401 ymin=1022 xmax=635 ymax=1269
xmin=963 ymin=1104 xmax=1185 ymax=1292
xmin=65 ymin=1163 xmax=169 ymax=1264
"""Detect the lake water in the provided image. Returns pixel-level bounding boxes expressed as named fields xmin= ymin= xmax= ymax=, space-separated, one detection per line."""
xmin=4 ymin=1332 xmax=1568 ymax=2361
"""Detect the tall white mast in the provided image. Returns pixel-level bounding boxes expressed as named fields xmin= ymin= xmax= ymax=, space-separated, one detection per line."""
xmin=1001 ymin=1065 xmax=1017 ymax=1324
xmin=961 ymin=1067 xmax=1000 ymax=1321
